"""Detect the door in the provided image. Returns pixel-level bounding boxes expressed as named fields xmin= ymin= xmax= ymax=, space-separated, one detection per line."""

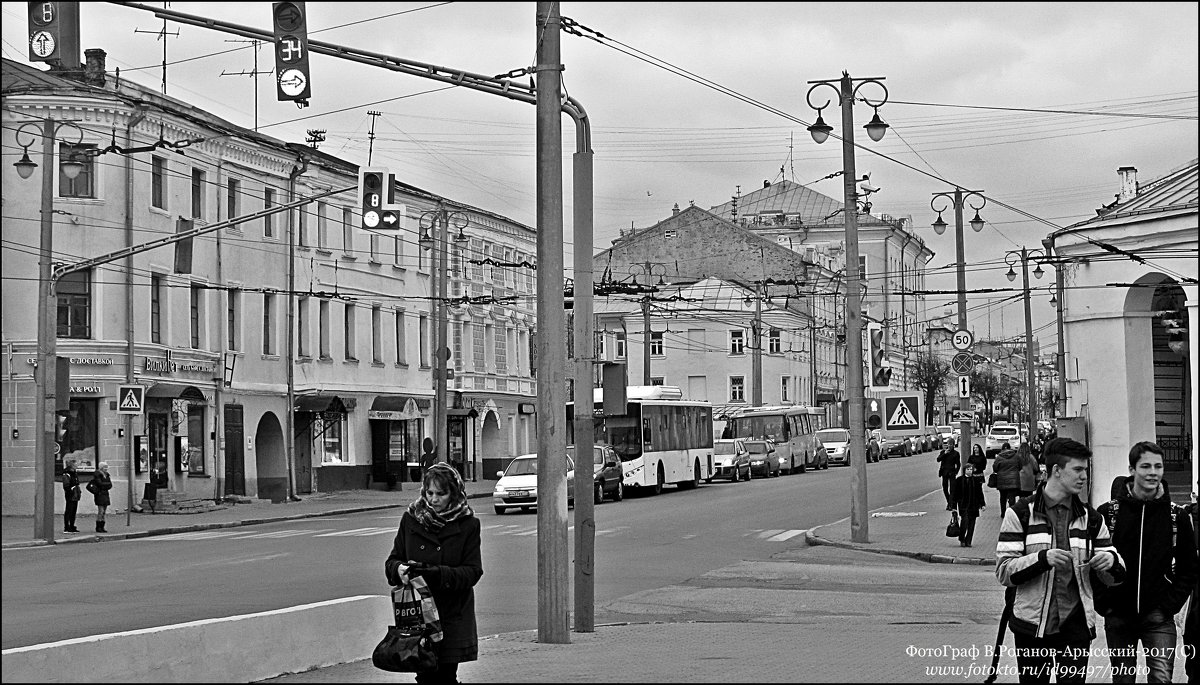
xmin=223 ymin=404 xmax=245 ymax=495
xmin=148 ymin=413 xmax=169 ymax=488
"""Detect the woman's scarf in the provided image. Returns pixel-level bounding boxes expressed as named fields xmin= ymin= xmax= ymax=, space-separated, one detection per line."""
xmin=407 ymin=462 xmax=473 ymax=532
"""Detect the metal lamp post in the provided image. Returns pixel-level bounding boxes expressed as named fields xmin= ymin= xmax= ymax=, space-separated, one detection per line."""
xmin=418 ymin=205 xmax=469 ymax=477
xmin=930 ymin=188 xmax=986 ymax=465
xmin=1005 ymin=247 xmax=1049 ymax=453
xmin=806 ymin=72 xmax=888 ymax=544
xmin=13 ymin=118 xmax=85 ymax=543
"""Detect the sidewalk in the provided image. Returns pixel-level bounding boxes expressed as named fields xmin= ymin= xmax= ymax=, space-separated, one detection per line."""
xmin=1 ymin=478 xmax=498 ymax=549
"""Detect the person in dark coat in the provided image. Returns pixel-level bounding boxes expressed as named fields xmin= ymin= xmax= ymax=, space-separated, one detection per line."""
xmin=61 ymin=459 xmax=81 ymax=533
xmin=966 ymin=443 xmax=987 ymax=475
xmin=1016 ymin=444 xmax=1039 ymax=497
xmin=990 ymin=443 xmax=1023 ymax=517
xmin=936 ymin=440 xmax=961 ymax=511
xmin=86 ymin=461 xmax=113 ymax=533
xmin=953 ymin=462 xmax=986 ymax=546
xmin=385 ymin=462 xmax=482 ymax=684
xmin=1184 ymin=499 xmax=1198 ymax=683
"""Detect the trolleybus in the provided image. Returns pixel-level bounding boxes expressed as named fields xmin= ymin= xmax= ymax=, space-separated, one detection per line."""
xmin=725 ymin=405 xmax=828 ymax=473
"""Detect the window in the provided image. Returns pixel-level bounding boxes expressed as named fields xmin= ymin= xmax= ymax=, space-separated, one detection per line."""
xmin=227 ymin=290 xmax=240 ymax=351
xmin=369 ymin=234 xmax=381 ymax=263
xmin=263 ymin=188 xmax=275 ymax=238
xmin=730 ymin=330 xmax=745 ymax=355
xmin=371 ymin=305 xmax=382 ymax=363
xmin=344 ymin=303 xmax=357 ymax=360
xmin=730 ymin=376 xmax=746 ymax=402
xmin=151 ymin=156 xmax=167 ymax=209
xmin=615 ymin=332 xmax=626 ymax=359
xmin=395 ymin=310 xmax=407 ymax=364
xmin=859 ymin=255 xmax=868 ymax=282
xmin=59 ymin=143 xmax=95 ymax=198
xmin=687 ymin=328 xmax=704 ymax=353
xmin=650 ymin=331 xmax=663 ymax=356
xmin=56 ymin=398 xmax=99 ymax=474
xmin=454 ymin=322 xmax=464 ymax=371
xmin=342 ymin=207 xmax=355 ymax=256
xmin=187 ymin=405 xmax=206 ymax=474
xmin=472 ymin=322 xmax=486 ymax=371
xmin=150 ymin=274 xmax=164 ymax=344
xmin=191 ymin=168 xmax=205 ymax=220
xmin=262 ymin=293 xmax=275 ymax=355
xmin=490 ymin=244 xmax=504 ymax=285
xmin=769 ymin=329 xmax=781 ymax=354
xmin=56 ymin=269 xmax=91 ymax=338
xmin=781 ymin=376 xmax=791 ymax=403
xmin=469 ymin=240 xmax=484 ymax=281
xmin=393 ymin=235 xmax=404 ymax=267
xmin=651 ymin=377 xmax=664 ymax=386
xmin=420 ymin=315 xmax=430 ymax=367
xmin=318 ymin=298 xmax=330 ymax=359
xmin=297 ymin=296 xmax=310 ymax=357
xmin=316 ymin=202 xmax=328 ymax=249
xmin=189 ymin=284 xmax=203 ymax=349
xmin=297 ymin=203 xmax=308 ymax=248
xmin=495 ymin=325 xmax=507 ymax=374
xmin=317 ymin=414 xmax=346 ymax=464
xmin=226 ymin=178 xmax=240 ymax=222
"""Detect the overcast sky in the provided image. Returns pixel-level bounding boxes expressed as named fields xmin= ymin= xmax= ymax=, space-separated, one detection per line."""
xmin=4 ymin=2 xmax=1197 ymax=343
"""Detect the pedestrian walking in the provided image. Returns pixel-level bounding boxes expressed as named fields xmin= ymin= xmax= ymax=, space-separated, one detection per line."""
xmin=967 ymin=443 xmax=988 ymax=475
xmin=991 ymin=443 xmax=1023 ymax=517
xmin=995 ymin=437 xmax=1125 ymax=684
xmin=1095 ymin=441 xmax=1197 ymax=683
xmin=61 ymin=459 xmax=81 ymax=533
xmin=937 ymin=440 xmax=961 ymax=511
xmin=385 ymin=462 xmax=483 ymax=684
xmin=1016 ymin=444 xmax=1039 ymax=497
xmin=86 ymin=461 xmax=113 ymax=533
xmin=953 ymin=462 xmax=986 ymax=547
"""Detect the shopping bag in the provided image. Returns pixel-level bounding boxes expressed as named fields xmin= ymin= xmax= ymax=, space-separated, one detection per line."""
xmin=945 ymin=511 xmax=961 ymax=538
xmin=371 ymin=626 xmax=437 ymax=673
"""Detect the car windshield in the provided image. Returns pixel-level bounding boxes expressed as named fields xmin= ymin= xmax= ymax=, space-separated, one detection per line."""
xmin=991 ymin=427 xmax=1019 ymax=437
xmin=745 ymin=442 xmax=771 ymax=454
xmin=816 ymin=429 xmax=850 ymax=443
xmin=505 ymin=458 xmax=537 ymax=476
xmin=937 ymin=426 xmax=952 ymax=433
xmin=713 ymin=441 xmax=739 ymax=455
xmin=566 ymin=446 xmax=609 ymax=466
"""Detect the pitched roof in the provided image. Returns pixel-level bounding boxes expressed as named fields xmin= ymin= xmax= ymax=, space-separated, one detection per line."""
xmin=708 ymin=179 xmax=845 ymax=225
xmin=1072 ymin=159 xmax=1198 ymax=228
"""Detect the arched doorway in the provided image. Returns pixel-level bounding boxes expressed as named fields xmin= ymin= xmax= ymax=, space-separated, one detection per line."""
xmin=1149 ymin=281 xmax=1190 ymax=471
xmin=480 ymin=411 xmax=504 ymax=478
xmin=254 ymin=412 xmax=287 ymax=503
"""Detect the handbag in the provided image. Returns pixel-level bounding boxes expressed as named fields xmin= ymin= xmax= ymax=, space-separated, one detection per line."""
xmin=945 ymin=511 xmax=961 ymax=538
xmin=371 ymin=626 xmax=437 ymax=673
xmin=987 ymin=472 xmax=998 ymax=489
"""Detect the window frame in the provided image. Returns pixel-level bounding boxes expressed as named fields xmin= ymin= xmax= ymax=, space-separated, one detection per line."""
xmin=151 ymin=155 xmax=167 ymax=210
xmin=58 ymin=143 xmax=96 ymax=199
xmin=56 ymin=269 xmax=92 ymax=339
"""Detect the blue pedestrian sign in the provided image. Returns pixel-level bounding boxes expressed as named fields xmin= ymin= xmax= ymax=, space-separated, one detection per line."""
xmin=117 ymin=385 xmax=146 ymax=415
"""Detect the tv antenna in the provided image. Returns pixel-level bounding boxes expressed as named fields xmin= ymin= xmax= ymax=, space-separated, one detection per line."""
xmin=220 ymin=39 xmax=271 ymax=132
xmin=366 ymin=110 xmax=382 ymax=164
xmin=133 ymin=2 xmax=180 ymax=95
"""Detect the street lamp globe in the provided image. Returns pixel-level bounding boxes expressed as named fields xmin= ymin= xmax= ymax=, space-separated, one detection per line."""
xmin=61 ymin=155 xmax=84 ymax=181
xmin=1033 ymin=263 xmax=1044 ymax=280
xmin=863 ymin=108 xmax=888 ymax=142
xmin=1006 ymin=267 xmax=1017 ymax=282
xmin=807 ymin=114 xmax=833 ymax=144
xmin=970 ymin=211 xmax=985 ymax=233
xmin=13 ymin=149 xmax=37 ymax=179
xmin=931 ymin=211 xmax=948 ymax=235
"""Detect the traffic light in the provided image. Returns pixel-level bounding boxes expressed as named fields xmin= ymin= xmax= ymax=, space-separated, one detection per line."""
xmin=27 ymin=2 xmax=80 ymax=68
xmin=55 ymin=411 xmax=68 ymax=443
xmin=359 ymin=168 xmax=385 ymax=229
xmin=866 ymin=322 xmax=891 ymax=390
xmin=1157 ymin=308 xmax=1188 ymax=355
xmin=272 ymin=1 xmax=312 ymax=105
xmin=864 ymin=397 xmax=882 ymax=430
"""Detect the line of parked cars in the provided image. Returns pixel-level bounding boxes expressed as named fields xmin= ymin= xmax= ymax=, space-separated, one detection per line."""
xmin=710 ymin=437 xmax=830 ymax=481
xmin=492 ymin=445 xmax=625 ymax=515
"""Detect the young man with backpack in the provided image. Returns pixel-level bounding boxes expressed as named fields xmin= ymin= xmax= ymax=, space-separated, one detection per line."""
xmin=995 ymin=437 xmax=1125 ymax=684
xmin=1095 ymin=441 xmax=1197 ymax=683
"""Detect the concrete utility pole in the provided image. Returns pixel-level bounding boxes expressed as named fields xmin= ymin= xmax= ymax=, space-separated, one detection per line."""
xmin=433 ymin=204 xmax=451 ymax=476
xmin=534 ymin=1 xmax=569 ymax=645
xmin=752 ymin=281 xmax=763 ymax=406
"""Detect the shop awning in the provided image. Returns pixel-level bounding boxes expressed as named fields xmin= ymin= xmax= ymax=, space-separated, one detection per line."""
xmin=370 ymin=395 xmax=431 ymax=412
xmin=145 ymin=383 xmax=206 ymax=401
xmin=294 ymin=395 xmax=352 ymax=413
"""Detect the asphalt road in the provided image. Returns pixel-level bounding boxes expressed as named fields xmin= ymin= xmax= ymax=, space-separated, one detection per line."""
xmin=1 ymin=455 xmax=936 ymax=649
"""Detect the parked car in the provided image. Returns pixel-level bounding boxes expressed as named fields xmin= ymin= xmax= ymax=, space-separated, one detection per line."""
xmin=815 ymin=428 xmax=852 ymax=467
xmin=745 ymin=439 xmax=781 ymax=478
xmin=925 ymin=426 xmax=942 ymax=452
xmin=493 ymin=453 xmax=575 ymax=514
xmin=567 ymin=444 xmax=624 ymax=503
xmin=984 ymin=424 xmax=1023 ymax=457
xmin=936 ymin=425 xmax=955 ymax=448
xmin=879 ymin=433 xmax=910 ymax=458
xmin=710 ymin=438 xmax=752 ymax=482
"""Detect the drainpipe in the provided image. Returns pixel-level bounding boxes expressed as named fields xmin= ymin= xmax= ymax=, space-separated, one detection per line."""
xmin=124 ymin=106 xmax=147 ymax=526
xmin=285 ymin=155 xmax=308 ymax=501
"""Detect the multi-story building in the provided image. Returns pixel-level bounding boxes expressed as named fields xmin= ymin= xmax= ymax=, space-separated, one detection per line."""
xmin=1 ymin=52 xmax=536 ymax=514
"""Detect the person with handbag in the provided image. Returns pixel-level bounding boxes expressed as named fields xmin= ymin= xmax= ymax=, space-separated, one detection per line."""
xmin=61 ymin=459 xmax=81 ymax=533
xmin=86 ymin=461 xmax=113 ymax=533
xmin=936 ymin=439 xmax=961 ymax=511
xmin=385 ymin=462 xmax=482 ymax=684
xmin=991 ymin=443 xmax=1023 ymax=517
xmin=953 ymin=462 xmax=987 ymax=547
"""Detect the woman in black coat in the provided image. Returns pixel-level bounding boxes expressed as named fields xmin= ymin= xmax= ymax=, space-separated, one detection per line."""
xmin=86 ymin=461 xmax=113 ymax=533
xmin=953 ymin=462 xmax=986 ymax=547
xmin=936 ymin=441 xmax=961 ymax=511
xmin=385 ymin=463 xmax=483 ymax=684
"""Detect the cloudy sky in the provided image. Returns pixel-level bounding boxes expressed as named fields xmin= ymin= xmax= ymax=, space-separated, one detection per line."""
xmin=4 ymin=2 xmax=1197 ymax=341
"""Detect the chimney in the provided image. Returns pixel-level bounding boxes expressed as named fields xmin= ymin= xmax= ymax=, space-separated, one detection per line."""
xmin=764 ymin=180 xmax=771 ymax=188
xmin=1117 ymin=166 xmax=1138 ymax=202
xmin=84 ymin=49 xmax=107 ymax=87
xmin=671 ymin=203 xmax=680 ymax=216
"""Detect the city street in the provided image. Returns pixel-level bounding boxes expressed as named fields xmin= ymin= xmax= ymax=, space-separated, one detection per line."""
xmin=1 ymin=457 xmax=934 ymax=650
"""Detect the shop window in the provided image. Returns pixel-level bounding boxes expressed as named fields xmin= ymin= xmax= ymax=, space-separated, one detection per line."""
xmin=187 ymin=405 xmax=205 ymax=474
xmin=319 ymin=414 xmax=346 ymax=464
xmin=56 ymin=398 xmax=99 ymax=475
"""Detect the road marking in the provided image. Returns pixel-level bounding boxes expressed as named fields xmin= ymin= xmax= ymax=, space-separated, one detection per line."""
xmin=765 ymin=529 xmax=807 ymax=542
xmin=230 ymin=529 xmax=333 ymax=539
xmin=148 ymin=530 xmax=244 ymax=541
xmin=312 ymin=527 xmax=394 ymax=537
xmin=756 ymin=529 xmax=785 ymax=539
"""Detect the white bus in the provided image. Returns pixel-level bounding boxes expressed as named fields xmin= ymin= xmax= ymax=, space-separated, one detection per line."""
xmin=567 ymin=386 xmax=714 ymax=495
xmin=724 ymin=405 xmax=828 ymax=473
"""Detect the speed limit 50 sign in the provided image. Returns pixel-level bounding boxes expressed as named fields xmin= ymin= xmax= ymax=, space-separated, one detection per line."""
xmin=952 ymin=329 xmax=974 ymax=351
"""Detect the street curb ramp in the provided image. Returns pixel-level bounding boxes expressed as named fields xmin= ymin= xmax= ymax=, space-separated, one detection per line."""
xmin=1 ymin=595 xmax=391 ymax=683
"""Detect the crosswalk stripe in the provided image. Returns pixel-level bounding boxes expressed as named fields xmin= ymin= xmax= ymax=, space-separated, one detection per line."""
xmin=312 ymin=527 xmax=393 ymax=537
xmin=231 ymin=529 xmax=332 ymax=539
xmin=148 ymin=530 xmax=244 ymax=541
xmin=765 ymin=529 xmax=807 ymax=542
xmin=756 ymin=529 xmax=785 ymax=539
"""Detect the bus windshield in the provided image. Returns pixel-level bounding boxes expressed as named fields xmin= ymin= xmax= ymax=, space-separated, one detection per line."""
xmin=600 ymin=416 xmax=641 ymax=461
xmin=730 ymin=415 xmax=786 ymax=442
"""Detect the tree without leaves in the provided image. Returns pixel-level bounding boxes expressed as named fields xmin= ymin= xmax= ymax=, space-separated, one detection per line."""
xmin=969 ymin=368 xmax=1003 ymax=427
xmin=910 ymin=352 xmax=952 ymax=424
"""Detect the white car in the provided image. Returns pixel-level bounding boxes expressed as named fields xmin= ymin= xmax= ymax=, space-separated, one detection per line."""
xmin=493 ymin=453 xmax=574 ymax=514
xmin=936 ymin=425 xmax=955 ymax=448
xmin=815 ymin=428 xmax=851 ymax=466
xmin=984 ymin=425 xmax=1023 ymax=457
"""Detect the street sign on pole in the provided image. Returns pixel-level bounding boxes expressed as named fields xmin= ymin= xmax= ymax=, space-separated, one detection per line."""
xmin=957 ymin=375 xmax=971 ymax=399
xmin=952 ymin=329 xmax=974 ymax=351
xmin=882 ymin=393 xmax=922 ymax=435
xmin=952 ymin=409 xmax=975 ymax=424
xmin=951 ymin=352 xmax=975 ymax=375
xmin=117 ymin=385 xmax=146 ymax=415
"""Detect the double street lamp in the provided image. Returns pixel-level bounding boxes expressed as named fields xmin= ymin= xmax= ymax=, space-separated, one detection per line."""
xmin=930 ymin=188 xmax=986 ymax=463
xmin=1005 ymin=247 xmax=1051 ymax=453
xmin=13 ymin=118 xmax=85 ymax=543
xmin=806 ymin=71 xmax=888 ymax=544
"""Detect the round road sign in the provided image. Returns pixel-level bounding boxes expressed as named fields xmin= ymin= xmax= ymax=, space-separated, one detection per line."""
xmin=952 ymin=329 xmax=974 ymax=351
xmin=951 ymin=352 xmax=975 ymax=375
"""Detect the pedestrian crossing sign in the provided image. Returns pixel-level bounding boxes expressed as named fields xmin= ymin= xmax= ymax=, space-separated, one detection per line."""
xmin=117 ymin=385 xmax=146 ymax=415
xmin=882 ymin=393 xmax=923 ymax=434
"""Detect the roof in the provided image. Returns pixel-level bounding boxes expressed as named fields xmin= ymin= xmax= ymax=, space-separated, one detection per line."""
xmin=707 ymin=179 xmax=904 ymax=228
xmin=1071 ymin=159 xmax=1199 ymax=228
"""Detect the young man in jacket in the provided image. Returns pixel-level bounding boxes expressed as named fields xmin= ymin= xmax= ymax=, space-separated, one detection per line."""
xmin=996 ymin=437 xmax=1125 ymax=684
xmin=1095 ymin=441 xmax=1197 ymax=683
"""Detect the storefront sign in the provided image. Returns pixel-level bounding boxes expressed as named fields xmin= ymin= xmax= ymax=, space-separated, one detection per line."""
xmin=369 ymin=410 xmax=405 ymax=421
xmin=27 ymin=356 xmax=115 ymax=366
xmin=144 ymin=349 xmax=217 ymax=375
xmin=69 ymin=385 xmax=103 ymax=393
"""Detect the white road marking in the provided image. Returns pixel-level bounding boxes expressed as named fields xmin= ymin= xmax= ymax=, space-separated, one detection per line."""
xmin=230 ymin=529 xmax=333 ymax=539
xmin=765 ymin=529 xmax=807 ymax=542
xmin=148 ymin=530 xmax=244 ymax=541
xmin=312 ymin=527 xmax=394 ymax=537
xmin=756 ymin=529 xmax=785 ymax=539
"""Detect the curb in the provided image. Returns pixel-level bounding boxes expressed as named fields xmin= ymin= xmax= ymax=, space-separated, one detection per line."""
xmin=803 ymin=528 xmax=993 ymax=566
xmin=1 ymin=491 xmax=492 ymax=550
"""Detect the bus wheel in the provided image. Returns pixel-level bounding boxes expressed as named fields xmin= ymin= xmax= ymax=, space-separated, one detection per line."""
xmin=613 ymin=481 xmax=624 ymax=501
xmin=652 ymin=465 xmax=665 ymax=495
xmin=797 ymin=455 xmax=807 ymax=474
